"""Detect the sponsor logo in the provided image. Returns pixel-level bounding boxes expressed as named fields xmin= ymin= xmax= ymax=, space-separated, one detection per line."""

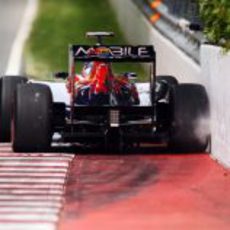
xmin=74 ymin=46 xmax=153 ymax=58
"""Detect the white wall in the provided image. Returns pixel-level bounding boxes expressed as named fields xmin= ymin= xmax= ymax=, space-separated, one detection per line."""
xmin=201 ymin=45 xmax=230 ymax=167
xmin=110 ymin=0 xmax=230 ymax=167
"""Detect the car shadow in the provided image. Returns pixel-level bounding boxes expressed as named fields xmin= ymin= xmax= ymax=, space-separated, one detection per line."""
xmin=49 ymin=143 xmax=206 ymax=156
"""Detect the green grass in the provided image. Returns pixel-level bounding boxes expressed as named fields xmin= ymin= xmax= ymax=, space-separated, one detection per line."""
xmin=25 ymin=0 xmax=146 ymax=81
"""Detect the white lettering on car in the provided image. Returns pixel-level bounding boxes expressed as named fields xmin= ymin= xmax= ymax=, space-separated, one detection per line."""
xmin=74 ymin=46 xmax=153 ymax=58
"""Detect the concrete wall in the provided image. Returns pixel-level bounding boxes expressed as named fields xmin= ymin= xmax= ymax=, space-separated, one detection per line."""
xmin=201 ymin=45 xmax=230 ymax=167
xmin=109 ymin=0 xmax=201 ymax=83
xmin=110 ymin=0 xmax=230 ymax=167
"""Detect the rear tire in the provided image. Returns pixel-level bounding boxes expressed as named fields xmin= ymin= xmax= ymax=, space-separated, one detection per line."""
xmin=169 ymin=84 xmax=210 ymax=153
xmin=0 ymin=76 xmax=27 ymax=142
xmin=12 ymin=83 xmax=53 ymax=152
xmin=156 ymin=75 xmax=178 ymax=86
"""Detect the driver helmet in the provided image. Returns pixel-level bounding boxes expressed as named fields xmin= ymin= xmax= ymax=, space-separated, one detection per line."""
xmin=82 ymin=62 xmax=94 ymax=78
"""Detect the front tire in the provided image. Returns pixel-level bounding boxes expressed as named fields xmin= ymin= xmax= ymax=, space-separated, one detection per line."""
xmin=12 ymin=83 xmax=53 ymax=152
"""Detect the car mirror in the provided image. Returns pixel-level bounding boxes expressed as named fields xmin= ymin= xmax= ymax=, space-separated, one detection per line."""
xmin=54 ymin=72 xmax=69 ymax=79
xmin=124 ymin=72 xmax=137 ymax=80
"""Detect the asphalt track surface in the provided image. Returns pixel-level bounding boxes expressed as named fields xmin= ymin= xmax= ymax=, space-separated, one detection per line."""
xmin=59 ymin=152 xmax=230 ymax=230
xmin=0 ymin=0 xmax=27 ymax=75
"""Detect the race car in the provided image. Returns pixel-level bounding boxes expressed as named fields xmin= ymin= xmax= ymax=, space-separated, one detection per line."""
xmin=0 ymin=32 xmax=210 ymax=153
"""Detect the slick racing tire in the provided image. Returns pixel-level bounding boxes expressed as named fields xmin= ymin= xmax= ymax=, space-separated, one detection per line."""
xmin=0 ymin=76 xmax=27 ymax=142
xmin=12 ymin=83 xmax=53 ymax=152
xmin=169 ymin=84 xmax=210 ymax=153
xmin=155 ymin=75 xmax=178 ymax=101
xmin=156 ymin=75 xmax=178 ymax=86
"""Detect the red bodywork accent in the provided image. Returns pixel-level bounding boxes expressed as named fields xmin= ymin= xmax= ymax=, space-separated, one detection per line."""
xmin=66 ymin=61 xmax=139 ymax=102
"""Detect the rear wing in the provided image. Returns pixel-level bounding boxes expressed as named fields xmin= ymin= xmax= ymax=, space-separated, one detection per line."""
xmin=69 ymin=45 xmax=155 ymax=62
xmin=68 ymin=45 xmax=156 ymax=108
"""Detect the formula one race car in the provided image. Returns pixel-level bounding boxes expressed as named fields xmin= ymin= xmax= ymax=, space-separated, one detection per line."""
xmin=0 ymin=32 xmax=210 ymax=153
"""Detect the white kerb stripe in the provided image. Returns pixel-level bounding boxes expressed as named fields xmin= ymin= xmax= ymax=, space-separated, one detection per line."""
xmin=0 ymin=223 xmax=56 ymax=230
xmin=0 ymin=152 xmax=75 ymax=159
xmin=0 ymin=189 xmax=63 ymax=195
xmin=0 ymin=207 xmax=59 ymax=213
xmin=0 ymin=156 xmax=71 ymax=161
xmin=0 ymin=162 xmax=69 ymax=167
xmin=0 ymin=172 xmax=67 ymax=177
xmin=0 ymin=213 xmax=58 ymax=222
xmin=0 ymin=167 xmax=68 ymax=173
xmin=0 ymin=184 xmax=64 ymax=189
xmin=0 ymin=177 xmax=65 ymax=183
